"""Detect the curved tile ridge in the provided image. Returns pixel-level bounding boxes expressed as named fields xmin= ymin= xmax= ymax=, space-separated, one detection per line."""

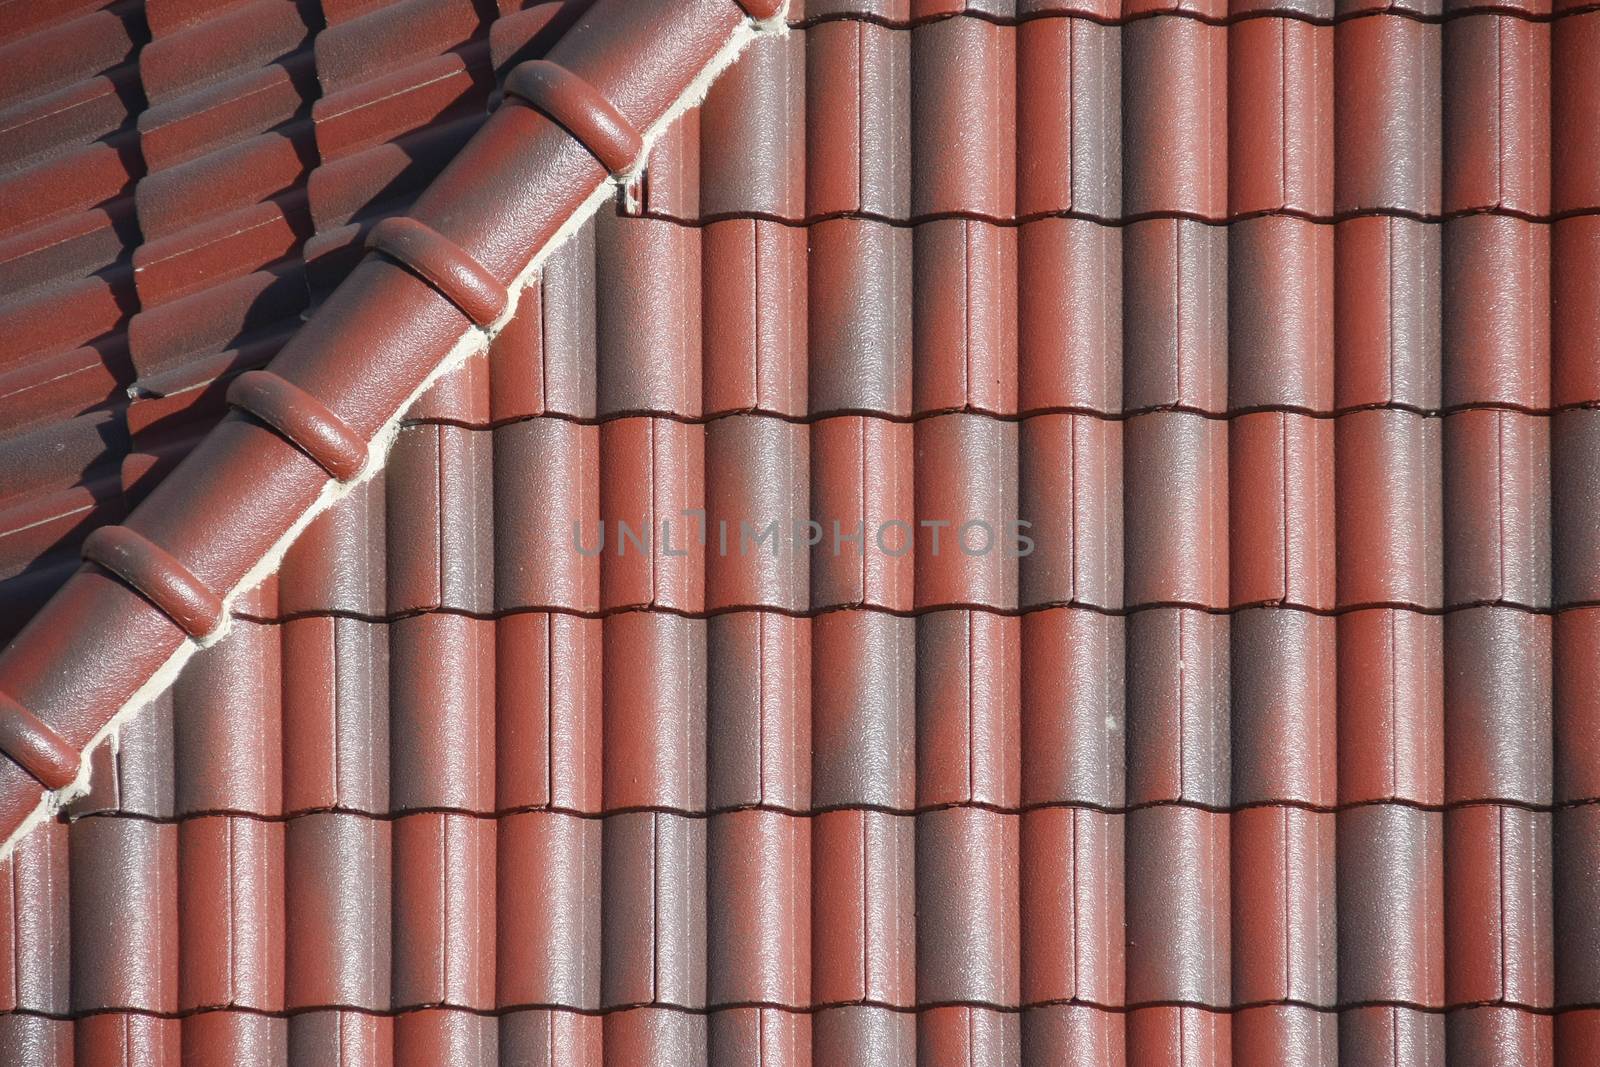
xmin=366 ymin=218 xmax=510 ymax=329
xmin=226 ymin=370 xmax=370 ymax=483
xmin=81 ymin=526 xmax=227 ymax=640
xmin=0 ymin=689 xmax=79 ymax=792
xmin=0 ymin=0 xmax=793 ymax=861
xmin=502 ymin=60 xmax=646 ymax=177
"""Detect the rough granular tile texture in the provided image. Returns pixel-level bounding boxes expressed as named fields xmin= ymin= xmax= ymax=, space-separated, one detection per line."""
xmin=1 ymin=0 xmax=1599 ymax=1065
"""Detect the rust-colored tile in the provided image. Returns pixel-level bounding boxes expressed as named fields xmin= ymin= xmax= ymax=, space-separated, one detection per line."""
xmin=392 ymin=812 xmax=495 ymax=1010
xmin=1443 ymin=607 xmax=1552 ymax=806
xmin=73 ymin=1014 xmax=178 ymax=1067
xmin=1124 ymin=412 xmax=1229 ymax=609
xmin=1015 ymin=17 xmax=1120 ymax=220
xmin=494 ymin=417 xmax=600 ymax=614
xmin=1017 ymin=218 xmax=1121 ymax=415
xmin=1335 ymin=15 xmax=1441 ymax=214
xmin=173 ymin=620 xmax=282 ymax=816
xmin=914 ymin=412 xmax=1019 ymax=610
xmin=1019 ymin=807 xmax=1124 ymax=1007
xmin=1335 ymin=215 xmax=1442 ymax=411
xmin=1229 ymin=412 xmax=1334 ymax=611
xmin=706 ymin=611 xmax=811 ymax=812
xmin=284 ymin=812 xmax=390 ymax=1011
xmin=1018 ymin=413 xmax=1122 ymax=611
xmin=1335 ymin=409 xmax=1443 ymax=610
xmin=1121 ymin=17 xmax=1226 ymax=219
xmin=69 ymin=817 xmax=178 ymax=1014
xmin=699 ymin=28 xmax=805 ymax=219
xmin=915 ymin=610 xmax=1020 ymax=808
xmin=1554 ymin=608 xmax=1600 ymax=805
xmin=1337 ymin=804 xmax=1445 ymax=1007
xmin=1230 ymin=806 xmax=1336 ymax=1007
xmin=1552 ymin=218 xmax=1600 ymax=409
xmin=808 ymin=218 xmax=912 ymax=418
xmin=177 ymin=816 xmax=284 ymax=1012
xmin=1442 ymin=16 xmax=1550 ymax=216
xmin=600 ymin=812 xmax=706 ymax=1010
xmin=811 ymin=809 xmax=915 ymax=1008
xmin=805 ymin=19 xmax=909 ymax=218
xmin=281 ymin=616 xmax=390 ymax=816
xmin=1447 ymin=1009 xmax=1553 ymax=1067
xmin=1231 ymin=608 xmax=1336 ymax=806
xmin=702 ymin=219 xmax=807 ymax=419
xmin=393 ymin=1009 xmax=497 ymax=1067
xmin=912 ymin=219 xmax=1017 ymax=416
xmin=1125 ymin=1006 xmax=1231 ymax=1067
xmin=180 ymin=1007 xmax=287 ymax=1066
xmin=1021 ymin=1005 xmax=1124 ymax=1066
xmin=707 ymin=809 xmax=810 ymax=1008
xmin=497 ymin=811 xmax=600 ymax=1011
xmin=705 ymin=414 xmax=809 ymax=612
xmin=390 ymin=612 xmax=495 ymax=813
xmin=1228 ymin=18 xmax=1332 ymax=218
xmin=1122 ymin=220 xmax=1226 ymax=415
xmin=1553 ymin=13 xmax=1600 ymax=216
xmin=601 ymin=612 xmax=706 ymax=813
xmin=602 ymin=1009 xmax=707 ymax=1066
xmin=918 ymin=1006 xmax=1021 ymax=1065
xmin=1125 ymin=607 xmax=1229 ymax=807
xmin=1231 ymin=1007 xmax=1337 ymax=1067
xmin=1441 ymin=216 xmax=1550 ymax=411
xmin=594 ymin=210 xmax=702 ymax=419
xmin=490 ymin=216 xmax=597 ymax=422
xmin=910 ymin=17 xmax=1015 ymax=219
xmin=1228 ymin=217 xmax=1333 ymax=414
xmin=1443 ymin=410 xmax=1551 ymax=609
xmin=1337 ymin=608 xmax=1445 ymax=806
xmin=598 ymin=417 xmax=705 ymax=613
xmin=0 ymin=819 xmax=68 ymax=1015
xmin=1125 ymin=807 xmax=1230 ymax=1008
xmin=496 ymin=612 xmax=601 ymax=815
xmin=811 ymin=610 xmax=915 ymax=810
xmin=1020 ymin=607 xmax=1125 ymax=808
xmin=385 ymin=422 xmax=493 ymax=614
xmin=809 ymin=415 xmax=914 ymax=612
xmin=1444 ymin=805 xmax=1553 ymax=1009
xmin=499 ymin=1011 xmax=601 ymax=1067
xmin=279 ymin=476 xmax=387 ymax=616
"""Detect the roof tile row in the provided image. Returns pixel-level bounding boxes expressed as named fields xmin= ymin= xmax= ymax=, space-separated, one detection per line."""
xmin=5 ymin=802 xmax=1600 ymax=1017
xmin=53 ymin=603 xmax=1592 ymax=817
xmin=173 ymin=405 xmax=1600 ymax=617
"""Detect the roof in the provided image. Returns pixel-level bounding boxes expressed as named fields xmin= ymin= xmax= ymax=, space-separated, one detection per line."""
xmin=1 ymin=0 xmax=1598 ymax=1064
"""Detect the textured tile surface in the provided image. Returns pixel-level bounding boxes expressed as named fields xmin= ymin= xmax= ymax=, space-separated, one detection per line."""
xmin=1 ymin=0 xmax=1597 ymax=1064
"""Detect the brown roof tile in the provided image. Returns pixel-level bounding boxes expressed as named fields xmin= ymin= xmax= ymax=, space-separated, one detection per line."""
xmin=0 ymin=0 xmax=1596 ymax=1062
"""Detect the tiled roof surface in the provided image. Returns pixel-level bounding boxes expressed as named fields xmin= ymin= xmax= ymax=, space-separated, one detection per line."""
xmin=1 ymin=0 xmax=1599 ymax=1065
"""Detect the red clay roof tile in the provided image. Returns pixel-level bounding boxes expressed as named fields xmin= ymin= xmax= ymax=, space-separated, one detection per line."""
xmin=0 ymin=0 xmax=1596 ymax=1062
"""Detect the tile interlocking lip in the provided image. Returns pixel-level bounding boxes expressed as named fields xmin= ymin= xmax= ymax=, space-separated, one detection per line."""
xmin=0 ymin=0 xmax=783 ymax=859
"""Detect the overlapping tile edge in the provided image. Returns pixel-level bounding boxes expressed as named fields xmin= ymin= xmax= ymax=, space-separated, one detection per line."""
xmin=0 ymin=0 xmax=793 ymax=862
